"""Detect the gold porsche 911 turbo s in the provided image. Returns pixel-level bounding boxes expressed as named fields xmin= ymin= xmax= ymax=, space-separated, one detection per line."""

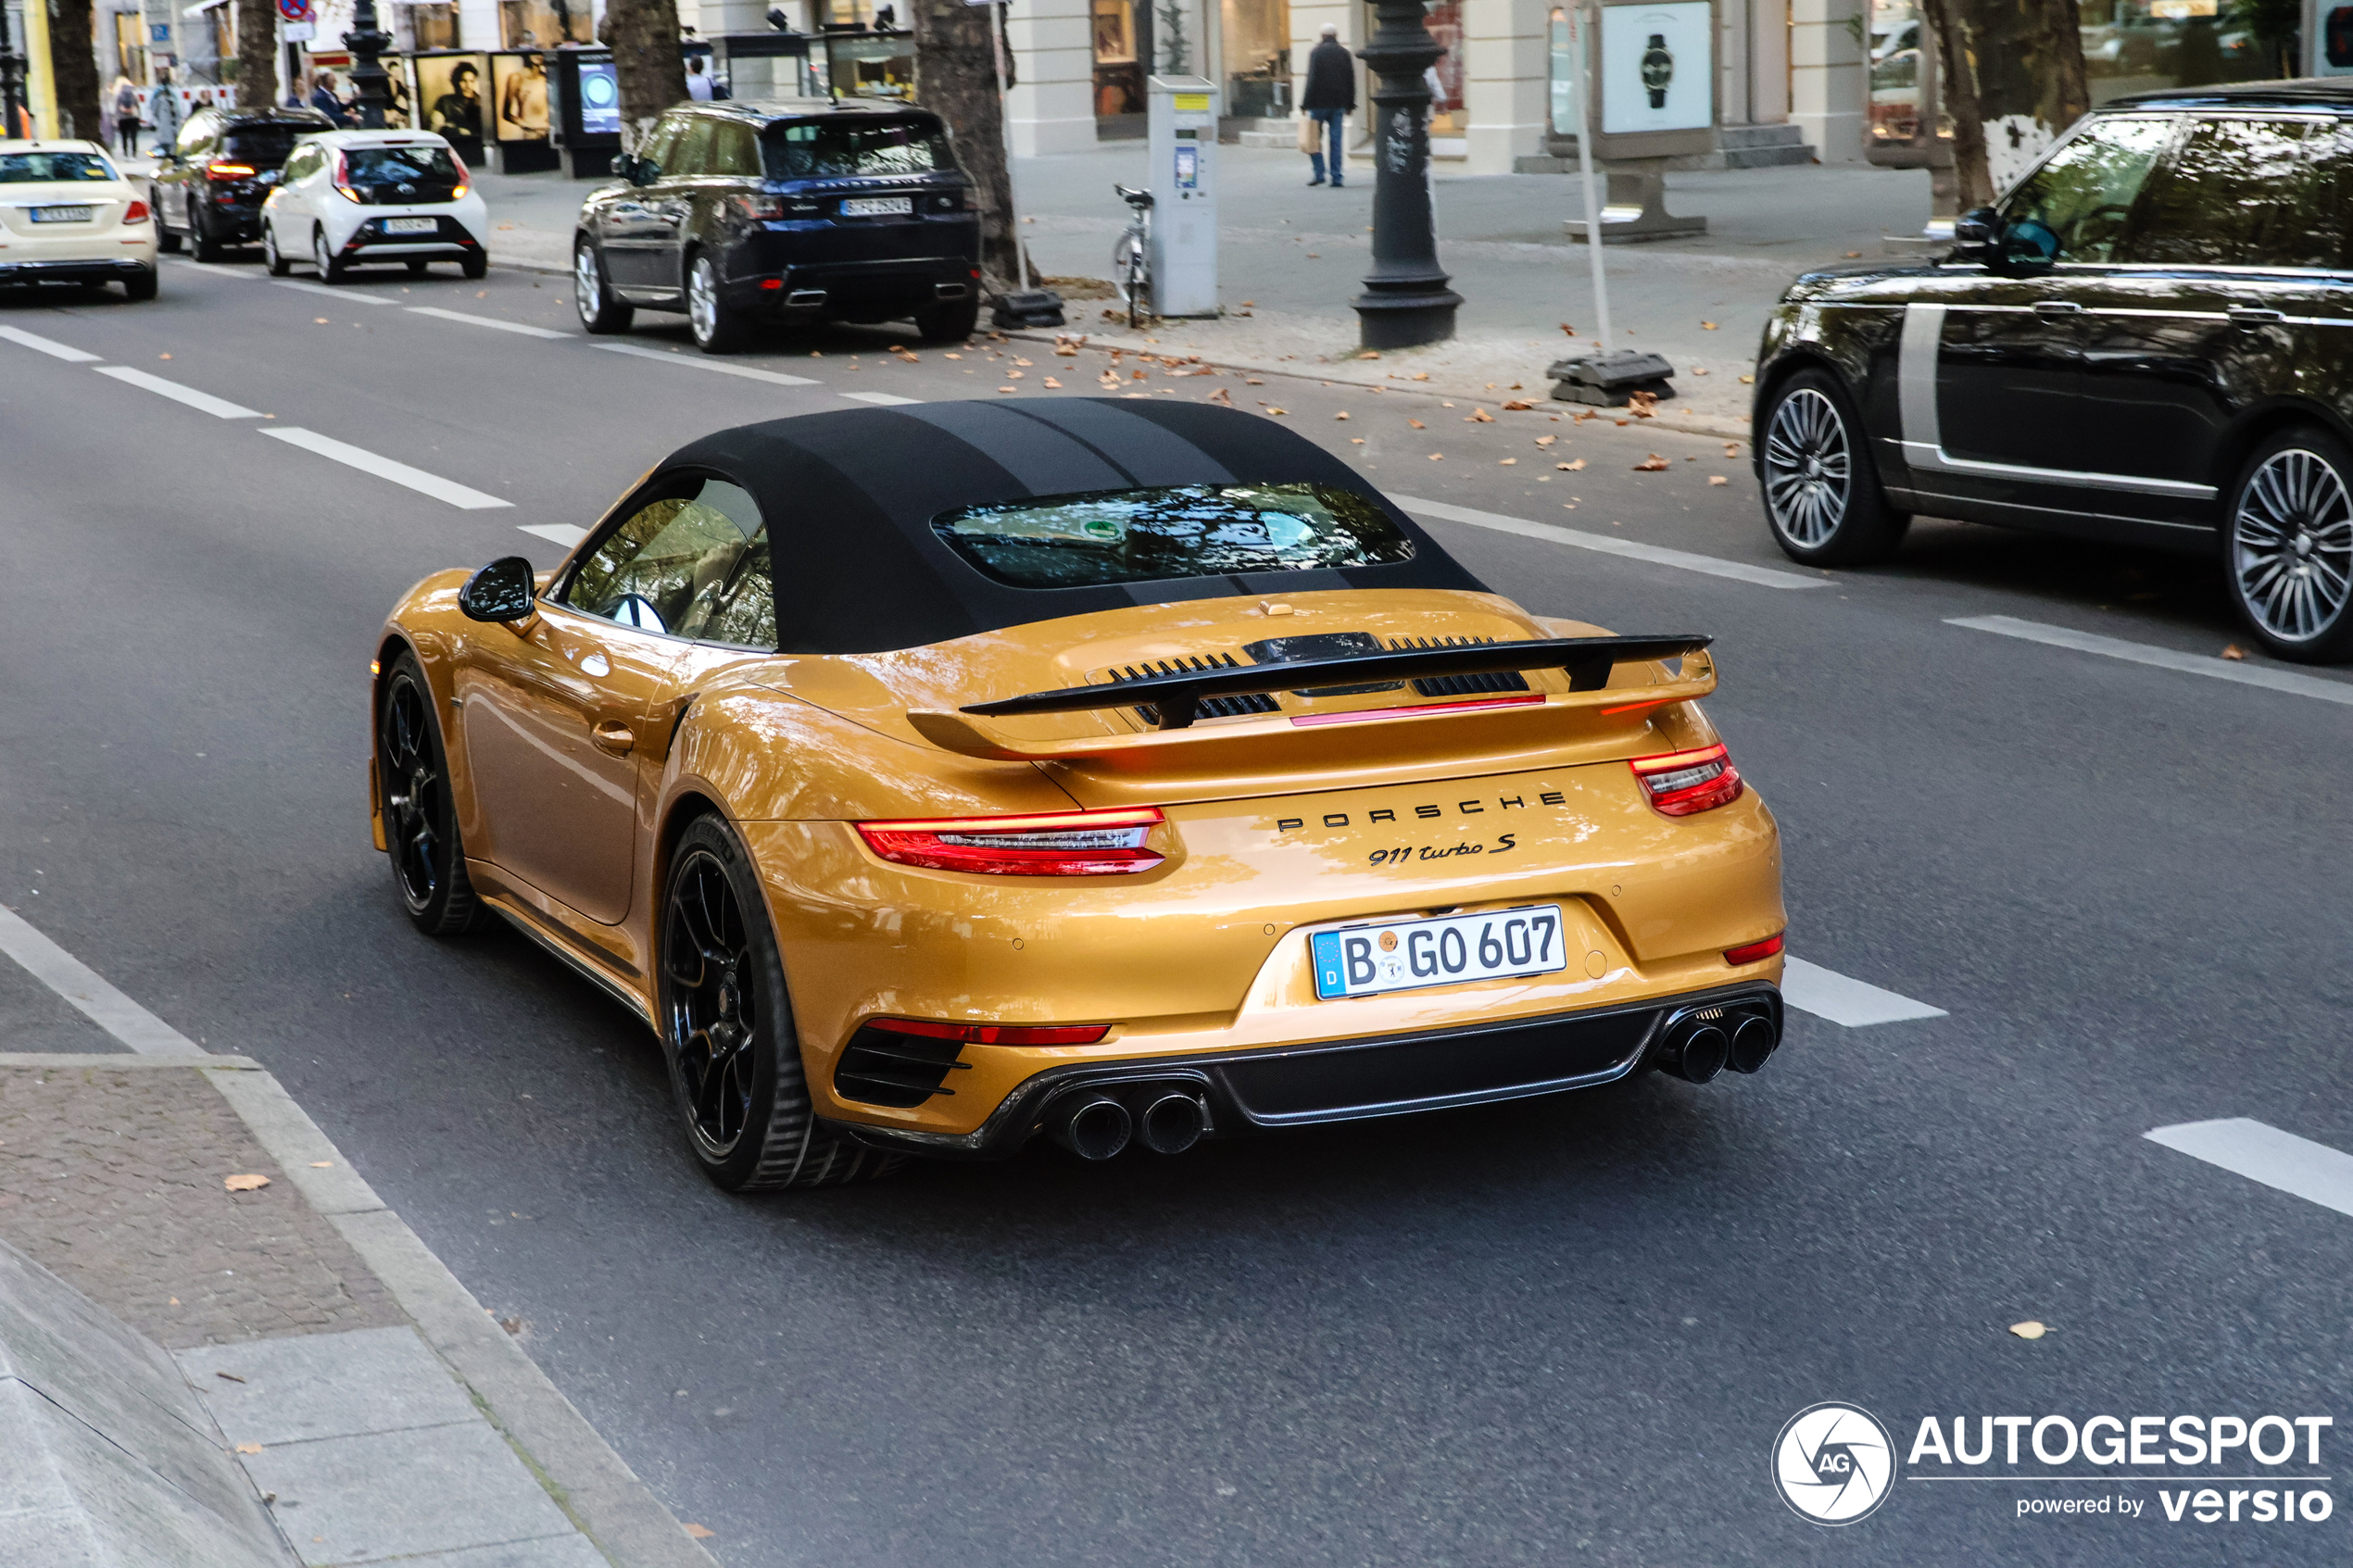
xmin=371 ymin=400 xmax=1785 ymax=1190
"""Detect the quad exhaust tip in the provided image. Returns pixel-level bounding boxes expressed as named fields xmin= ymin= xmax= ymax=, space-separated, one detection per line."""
xmin=1660 ymin=1006 xmax=1779 ymax=1085
xmin=1139 ymin=1093 xmax=1206 ymax=1155
xmin=1051 ymin=1096 xmax=1133 ymax=1160
xmin=1047 ymin=1084 xmax=1208 ymax=1159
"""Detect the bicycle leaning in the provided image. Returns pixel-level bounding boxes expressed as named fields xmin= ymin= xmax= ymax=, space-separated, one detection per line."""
xmin=1111 ymin=183 xmax=1154 ymax=330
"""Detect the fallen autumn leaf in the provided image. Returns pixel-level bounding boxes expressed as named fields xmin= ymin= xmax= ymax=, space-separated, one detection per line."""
xmin=2010 ymin=1322 xmax=2048 ymax=1340
xmin=1632 ymin=455 xmax=1669 ymax=472
xmin=223 ymin=1173 xmax=270 ymax=1192
xmin=2222 ymin=644 xmax=2248 ymax=660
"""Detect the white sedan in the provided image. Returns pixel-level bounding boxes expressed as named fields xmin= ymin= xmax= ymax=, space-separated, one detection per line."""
xmin=261 ymin=130 xmax=490 ymax=282
xmin=0 ymin=140 xmax=157 ymax=298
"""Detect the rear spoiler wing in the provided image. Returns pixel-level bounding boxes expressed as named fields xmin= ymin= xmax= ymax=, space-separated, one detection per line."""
xmin=909 ymin=638 xmax=1716 ymax=769
xmin=961 ymin=634 xmax=1711 ymax=731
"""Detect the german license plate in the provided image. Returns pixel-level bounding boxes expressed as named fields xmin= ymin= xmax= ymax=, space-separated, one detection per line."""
xmin=32 ymin=206 xmax=94 ymax=223
xmin=839 ymin=195 xmax=912 ymax=218
xmin=1311 ymin=905 xmax=1568 ymax=1000
xmin=384 ymin=217 xmax=437 ymax=234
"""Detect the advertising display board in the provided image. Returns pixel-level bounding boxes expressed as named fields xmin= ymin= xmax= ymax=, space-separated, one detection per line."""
xmin=413 ymin=53 xmax=491 ymax=166
xmin=548 ymin=49 xmax=622 ymax=176
xmin=1590 ymin=0 xmax=1713 ymax=160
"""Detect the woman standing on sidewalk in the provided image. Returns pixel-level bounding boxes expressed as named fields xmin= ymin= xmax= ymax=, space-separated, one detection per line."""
xmin=1300 ymin=23 xmax=1354 ymax=188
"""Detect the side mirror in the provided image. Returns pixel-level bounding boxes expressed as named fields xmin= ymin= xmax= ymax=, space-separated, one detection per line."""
xmin=1950 ymin=205 xmax=1999 ymax=265
xmin=633 ymin=158 xmax=661 ymax=186
xmin=611 ymin=152 xmax=637 ymax=182
xmin=459 ymin=556 xmax=537 ymax=623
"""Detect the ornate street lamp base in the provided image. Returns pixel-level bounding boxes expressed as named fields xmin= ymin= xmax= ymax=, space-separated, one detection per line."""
xmin=1354 ymin=284 xmax=1463 ymax=351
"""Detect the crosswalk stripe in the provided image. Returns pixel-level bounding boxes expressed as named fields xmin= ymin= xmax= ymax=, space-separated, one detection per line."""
xmin=1949 ymin=615 xmax=2353 ymax=707
xmin=93 ymin=365 xmax=262 ymax=419
xmin=590 ymin=342 xmax=822 ymax=386
xmin=261 ymin=427 xmax=511 ymax=508
xmin=1780 ymin=957 xmax=1946 ymax=1026
xmin=0 ymin=324 xmax=102 ymax=362
xmin=2146 ymin=1119 xmax=2353 ymax=1219
xmin=1394 ymin=495 xmax=1827 ymax=590
xmin=518 ymin=523 xmax=589 ymax=546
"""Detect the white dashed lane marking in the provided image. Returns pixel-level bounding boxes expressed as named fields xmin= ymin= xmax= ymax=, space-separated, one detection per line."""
xmin=2146 ymin=1119 xmax=2353 ymax=1220
xmin=261 ymin=427 xmax=512 ymax=509
xmin=407 ymin=306 xmax=569 ymax=340
xmin=1397 ymin=496 xmax=1828 ymax=591
xmin=0 ymin=324 xmax=103 ymax=362
xmin=841 ymin=390 xmax=921 ymax=407
xmin=518 ymin=523 xmax=589 ymax=546
xmin=93 ymin=365 xmax=262 ymax=419
xmin=273 ymin=279 xmax=396 ymax=305
xmin=591 ymin=341 xmax=821 ymax=386
xmin=1780 ymin=957 xmax=1947 ymax=1027
xmin=1950 ymin=616 xmax=2353 ymax=707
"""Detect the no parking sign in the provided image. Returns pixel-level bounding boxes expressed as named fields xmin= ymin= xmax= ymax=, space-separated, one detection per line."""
xmin=278 ymin=0 xmax=314 ymax=19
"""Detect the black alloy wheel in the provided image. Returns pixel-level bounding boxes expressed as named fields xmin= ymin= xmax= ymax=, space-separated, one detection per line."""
xmin=573 ymin=237 xmax=634 ymax=334
xmin=376 ymin=654 xmax=484 ymax=935
xmin=659 ymin=815 xmax=897 ymax=1192
xmin=1759 ymin=368 xmax=1910 ymax=567
xmin=2225 ymin=426 xmax=2353 ymax=663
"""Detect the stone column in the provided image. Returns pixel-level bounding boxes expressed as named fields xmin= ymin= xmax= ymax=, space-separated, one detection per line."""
xmin=1462 ymin=0 xmax=1546 ymax=176
xmin=1787 ymin=0 xmax=1864 ymax=163
xmin=1006 ymin=0 xmax=1093 ymax=154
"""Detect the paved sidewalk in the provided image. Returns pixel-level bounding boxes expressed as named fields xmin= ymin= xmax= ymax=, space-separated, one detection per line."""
xmin=459 ymin=142 xmax=1930 ymax=433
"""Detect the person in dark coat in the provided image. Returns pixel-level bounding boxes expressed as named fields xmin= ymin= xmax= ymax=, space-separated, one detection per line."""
xmin=1299 ymin=23 xmax=1356 ymax=187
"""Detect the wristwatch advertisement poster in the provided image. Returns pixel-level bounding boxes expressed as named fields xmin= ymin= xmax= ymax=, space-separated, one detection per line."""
xmin=1597 ymin=0 xmax=1713 ymax=139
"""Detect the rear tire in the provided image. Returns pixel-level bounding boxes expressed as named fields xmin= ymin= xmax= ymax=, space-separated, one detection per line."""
xmin=406 ymin=258 xmax=430 ymax=276
xmin=120 ymin=266 xmax=157 ymax=302
xmin=156 ymin=191 xmax=182 ymax=254
xmin=1758 ymin=368 xmax=1910 ymax=566
xmin=659 ymin=815 xmax=900 ymax=1192
xmin=188 ymin=209 xmax=222 ymax=264
xmin=459 ymin=250 xmax=487 ymax=280
xmin=913 ymin=297 xmax=978 ymax=344
xmin=686 ymin=253 xmax=747 ymax=354
xmin=262 ymin=222 xmax=292 ymax=276
xmin=2222 ymin=425 xmax=2353 ymax=663
xmin=313 ymin=225 xmax=346 ymax=282
xmin=573 ymin=236 xmax=634 ymax=334
xmin=376 ymin=653 xmax=485 ymax=936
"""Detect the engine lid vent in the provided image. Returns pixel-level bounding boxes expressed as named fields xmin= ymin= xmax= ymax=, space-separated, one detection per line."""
xmin=1384 ymin=635 xmax=1532 ymax=697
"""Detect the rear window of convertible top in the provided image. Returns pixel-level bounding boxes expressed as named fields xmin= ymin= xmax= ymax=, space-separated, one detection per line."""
xmin=931 ymin=483 xmax=1416 ymax=590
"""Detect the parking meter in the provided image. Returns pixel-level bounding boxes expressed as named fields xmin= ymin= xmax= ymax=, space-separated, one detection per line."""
xmin=1146 ymin=74 xmax=1218 ymax=317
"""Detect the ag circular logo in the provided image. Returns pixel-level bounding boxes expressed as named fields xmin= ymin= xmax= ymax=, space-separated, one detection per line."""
xmin=1772 ymin=1402 xmax=1896 ymax=1524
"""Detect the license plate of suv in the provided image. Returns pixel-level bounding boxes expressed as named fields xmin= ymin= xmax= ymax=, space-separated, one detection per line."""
xmin=1311 ymin=905 xmax=1568 ymax=1000
xmin=384 ymin=217 xmax=438 ymax=234
xmin=839 ymin=196 xmax=912 ymax=218
xmin=32 ymin=206 xmax=94 ymax=223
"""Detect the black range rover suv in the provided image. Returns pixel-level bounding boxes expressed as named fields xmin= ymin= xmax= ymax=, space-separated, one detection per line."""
xmin=1752 ymin=81 xmax=2353 ymax=662
xmin=573 ymin=98 xmax=980 ymax=354
xmin=149 ymin=107 xmax=334 ymax=261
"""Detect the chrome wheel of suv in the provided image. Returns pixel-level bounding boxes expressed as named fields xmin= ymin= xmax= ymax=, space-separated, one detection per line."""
xmin=686 ymin=254 xmax=746 ymax=353
xmin=573 ymin=238 xmax=633 ymax=334
xmin=1763 ymin=388 xmax=1849 ymax=548
xmin=2230 ymin=437 xmax=2353 ymax=659
xmin=1757 ymin=370 xmax=1909 ymax=567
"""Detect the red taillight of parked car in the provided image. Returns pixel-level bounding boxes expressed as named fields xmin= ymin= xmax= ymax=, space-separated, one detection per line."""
xmin=121 ymin=200 xmax=150 ymax=223
xmin=855 ymin=806 xmax=1166 ymax=875
xmin=205 ymin=161 xmax=257 ymax=181
xmin=862 ymin=1017 xmax=1112 ymax=1047
xmin=1629 ymin=743 xmax=1744 ymax=817
xmin=332 ymin=151 xmax=361 ymax=204
xmin=732 ymin=194 xmax=785 ymax=220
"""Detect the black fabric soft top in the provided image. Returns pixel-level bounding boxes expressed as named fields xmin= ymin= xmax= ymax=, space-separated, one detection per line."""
xmin=650 ymin=398 xmax=1488 ymax=656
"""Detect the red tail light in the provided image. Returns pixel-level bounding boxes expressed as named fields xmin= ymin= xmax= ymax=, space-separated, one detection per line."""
xmin=1724 ymin=934 xmax=1784 ymax=965
xmin=121 ymin=199 xmax=150 ymax=223
xmin=864 ymin=1017 xmax=1111 ymax=1046
xmin=855 ymin=806 xmax=1164 ymax=876
xmin=732 ymin=193 xmax=785 ymax=220
xmin=205 ymin=161 xmax=257 ymax=181
xmin=1629 ymin=743 xmax=1743 ymax=817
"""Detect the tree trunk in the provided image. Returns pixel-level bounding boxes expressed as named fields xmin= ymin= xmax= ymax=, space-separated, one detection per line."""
xmin=1921 ymin=0 xmax=2091 ymax=210
xmin=913 ymin=0 xmax=1026 ymax=292
xmin=236 ymin=0 xmax=281 ymax=110
xmin=598 ymin=0 xmax=688 ymax=144
xmin=48 ymin=0 xmax=100 ymax=144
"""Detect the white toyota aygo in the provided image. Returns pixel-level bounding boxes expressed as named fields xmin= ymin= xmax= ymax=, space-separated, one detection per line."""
xmin=261 ymin=129 xmax=490 ymax=282
xmin=0 ymin=140 xmax=157 ymax=297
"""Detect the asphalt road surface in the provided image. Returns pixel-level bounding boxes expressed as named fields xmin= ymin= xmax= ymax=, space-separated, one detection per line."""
xmin=3 ymin=256 xmax=2348 ymax=1567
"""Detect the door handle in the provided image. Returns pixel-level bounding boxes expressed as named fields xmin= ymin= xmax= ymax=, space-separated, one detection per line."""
xmin=2032 ymin=300 xmax=2083 ymax=317
xmin=2228 ymin=307 xmax=2286 ymax=327
xmin=590 ymin=721 xmax=635 ymax=757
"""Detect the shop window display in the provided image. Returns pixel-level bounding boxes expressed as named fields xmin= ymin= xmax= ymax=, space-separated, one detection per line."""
xmin=1094 ymin=0 xmax=1144 ymax=120
xmin=1424 ymin=0 xmax=1464 ymax=139
xmin=498 ymin=0 xmax=594 ymax=50
xmin=403 ymin=4 xmax=459 ymax=51
xmin=1222 ymin=0 xmax=1290 ymax=119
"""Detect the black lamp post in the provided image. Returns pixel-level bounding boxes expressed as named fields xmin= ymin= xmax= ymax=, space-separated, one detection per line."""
xmin=0 ymin=0 xmax=25 ymax=139
xmin=345 ymin=0 xmax=394 ymax=128
xmin=1352 ymin=0 xmax=1461 ymax=351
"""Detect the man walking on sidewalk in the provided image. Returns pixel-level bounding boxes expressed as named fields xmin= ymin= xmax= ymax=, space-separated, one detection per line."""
xmin=1300 ymin=22 xmax=1354 ymax=188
